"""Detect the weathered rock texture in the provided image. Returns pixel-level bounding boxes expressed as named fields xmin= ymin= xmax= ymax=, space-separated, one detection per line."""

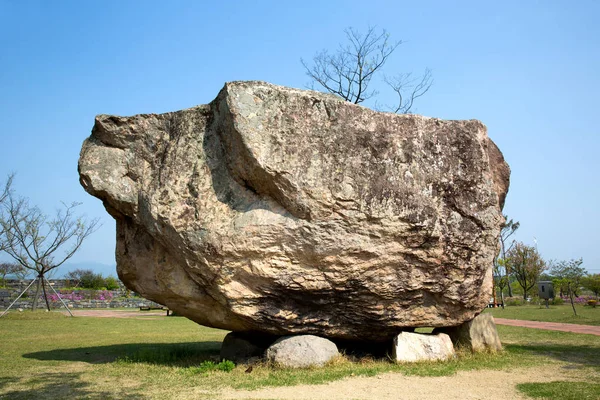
xmin=266 ymin=335 xmax=339 ymax=368
xmin=392 ymin=332 xmax=455 ymax=362
xmin=434 ymin=314 xmax=503 ymax=352
xmin=78 ymin=81 xmax=510 ymax=341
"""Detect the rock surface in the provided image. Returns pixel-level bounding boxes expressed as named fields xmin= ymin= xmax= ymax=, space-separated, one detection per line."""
xmin=392 ymin=332 xmax=455 ymax=362
xmin=78 ymin=81 xmax=510 ymax=341
xmin=434 ymin=314 xmax=503 ymax=352
xmin=266 ymin=335 xmax=339 ymax=368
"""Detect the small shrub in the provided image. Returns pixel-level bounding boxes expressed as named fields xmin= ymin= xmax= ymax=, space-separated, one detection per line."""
xmin=80 ymin=271 xmax=106 ymax=290
xmin=48 ymin=291 xmax=85 ymax=302
xmin=188 ymin=360 xmax=235 ymax=374
xmin=588 ymin=300 xmax=597 ymax=308
xmin=505 ymin=297 xmax=524 ymax=306
xmin=550 ymin=297 xmax=564 ymax=305
xmin=104 ymin=276 xmax=120 ymax=290
xmin=95 ymin=290 xmax=113 ymax=301
xmin=215 ymin=359 xmax=235 ymax=372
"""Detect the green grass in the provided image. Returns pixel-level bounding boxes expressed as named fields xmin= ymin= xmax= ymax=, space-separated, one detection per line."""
xmin=498 ymin=325 xmax=600 ymax=372
xmin=485 ymin=303 xmax=600 ymax=325
xmin=517 ymin=381 xmax=600 ymax=400
xmin=0 ymin=311 xmax=599 ymax=399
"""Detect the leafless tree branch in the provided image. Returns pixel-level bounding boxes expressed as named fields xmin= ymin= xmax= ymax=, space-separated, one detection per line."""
xmin=0 ymin=174 xmax=15 ymax=252
xmin=382 ymin=68 xmax=433 ymax=113
xmin=0 ymin=261 xmax=27 ymax=284
xmin=302 ymin=26 xmax=402 ymax=105
xmin=303 ymin=27 xmax=433 ymax=113
xmin=0 ymin=184 xmax=100 ymax=310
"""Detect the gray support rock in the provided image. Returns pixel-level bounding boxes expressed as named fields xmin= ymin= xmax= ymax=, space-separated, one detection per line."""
xmin=266 ymin=335 xmax=339 ymax=368
xmin=434 ymin=314 xmax=503 ymax=352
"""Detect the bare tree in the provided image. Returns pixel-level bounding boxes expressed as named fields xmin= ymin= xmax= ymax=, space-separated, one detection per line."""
xmin=13 ymin=264 xmax=30 ymax=281
xmin=65 ymin=268 xmax=86 ymax=288
xmin=302 ymin=27 xmax=432 ymax=113
xmin=0 ymin=262 xmax=26 ymax=287
xmin=0 ymin=189 xmax=100 ymax=311
xmin=0 ymin=174 xmax=15 ymax=252
xmin=382 ymin=69 xmax=433 ymax=113
xmin=506 ymin=242 xmax=547 ymax=300
xmin=498 ymin=215 xmax=520 ymax=297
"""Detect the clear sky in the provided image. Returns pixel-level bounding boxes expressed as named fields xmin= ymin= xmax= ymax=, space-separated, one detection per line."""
xmin=0 ymin=0 xmax=598 ymax=275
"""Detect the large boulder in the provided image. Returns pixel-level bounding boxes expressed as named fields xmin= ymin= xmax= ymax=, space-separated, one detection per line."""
xmin=78 ymin=81 xmax=510 ymax=341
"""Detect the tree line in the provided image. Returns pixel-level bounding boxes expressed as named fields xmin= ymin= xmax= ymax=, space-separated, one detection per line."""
xmin=64 ymin=268 xmax=120 ymax=290
xmin=493 ymin=215 xmax=599 ymax=312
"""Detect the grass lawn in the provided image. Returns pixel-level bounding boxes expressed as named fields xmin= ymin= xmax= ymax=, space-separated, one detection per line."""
xmin=517 ymin=381 xmax=600 ymax=400
xmin=0 ymin=311 xmax=598 ymax=399
xmin=485 ymin=303 xmax=600 ymax=326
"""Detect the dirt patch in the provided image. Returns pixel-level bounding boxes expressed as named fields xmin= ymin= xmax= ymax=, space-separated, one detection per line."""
xmin=219 ymin=366 xmax=576 ymax=400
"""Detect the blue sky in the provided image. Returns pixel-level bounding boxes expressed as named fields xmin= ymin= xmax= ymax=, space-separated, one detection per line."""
xmin=0 ymin=0 xmax=598 ymax=275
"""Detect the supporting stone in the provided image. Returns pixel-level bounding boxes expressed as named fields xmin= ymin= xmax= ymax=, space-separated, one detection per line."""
xmin=434 ymin=314 xmax=502 ymax=352
xmin=392 ymin=332 xmax=455 ymax=363
xmin=266 ymin=335 xmax=339 ymax=368
xmin=220 ymin=332 xmax=278 ymax=363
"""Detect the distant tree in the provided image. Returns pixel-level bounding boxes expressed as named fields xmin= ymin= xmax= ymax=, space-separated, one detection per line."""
xmin=582 ymin=274 xmax=600 ymax=299
xmin=506 ymin=242 xmax=546 ymax=300
xmin=65 ymin=268 xmax=90 ymax=288
xmin=78 ymin=270 xmax=107 ymax=290
xmin=0 ymin=186 xmax=100 ymax=311
xmin=493 ymin=258 xmax=510 ymax=307
xmin=104 ymin=276 xmax=120 ymax=290
xmin=0 ymin=174 xmax=14 ymax=252
xmin=13 ymin=266 xmax=30 ymax=280
xmin=66 ymin=269 xmax=120 ymax=290
xmin=538 ymin=271 xmax=553 ymax=282
xmin=497 ymin=215 xmax=520 ymax=297
xmin=0 ymin=262 xmax=26 ymax=287
xmin=550 ymin=259 xmax=586 ymax=316
xmin=302 ymin=26 xmax=432 ymax=113
xmin=550 ymin=258 xmax=586 ymax=297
